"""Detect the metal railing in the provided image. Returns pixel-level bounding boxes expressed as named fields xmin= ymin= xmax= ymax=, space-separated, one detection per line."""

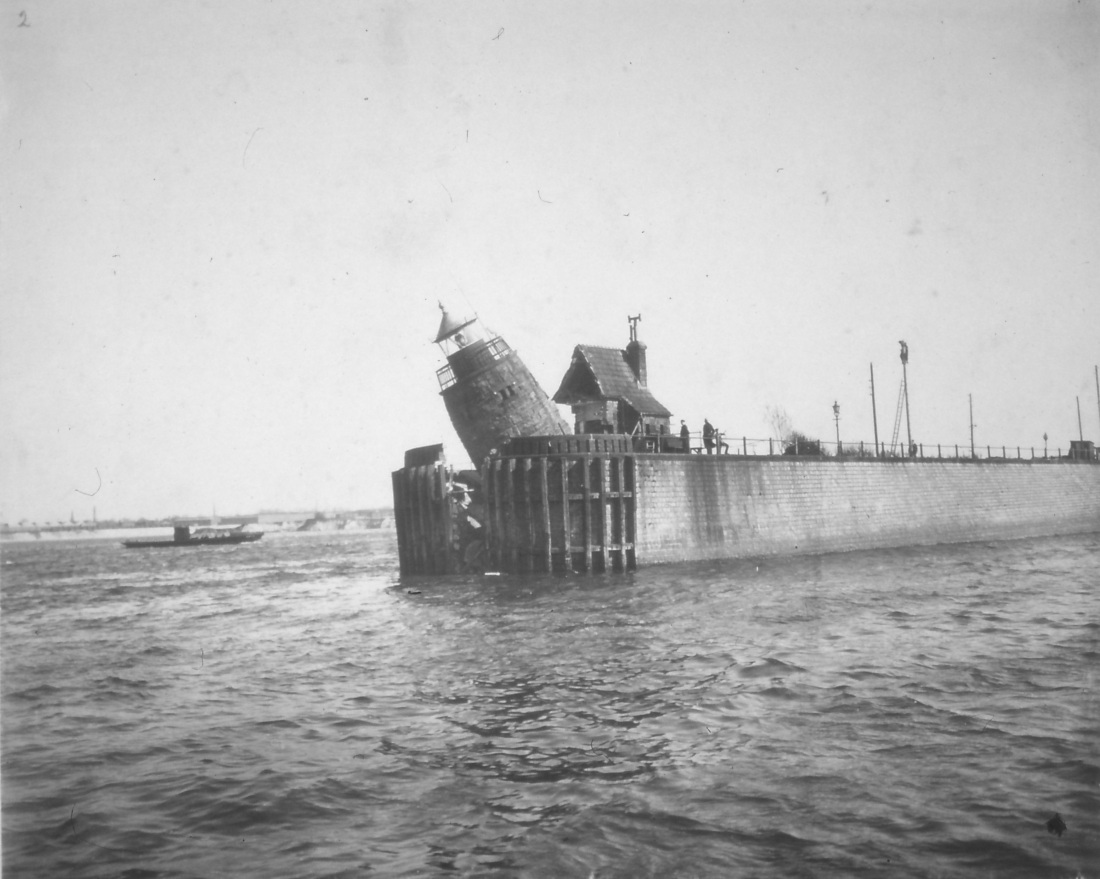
xmin=660 ymin=433 xmax=1099 ymax=463
xmin=436 ymin=336 xmax=512 ymax=391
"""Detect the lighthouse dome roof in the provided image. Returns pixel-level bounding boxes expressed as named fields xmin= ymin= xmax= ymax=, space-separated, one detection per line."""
xmin=434 ymin=303 xmax=478 ymax=343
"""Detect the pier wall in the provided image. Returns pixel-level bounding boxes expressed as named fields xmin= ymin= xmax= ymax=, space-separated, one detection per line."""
xmin=633 ymin=456 xmax=1100 ymax=564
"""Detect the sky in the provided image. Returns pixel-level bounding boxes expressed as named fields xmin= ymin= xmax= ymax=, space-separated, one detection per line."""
xmin=2 ymin=0 xmax=1098 ymax=524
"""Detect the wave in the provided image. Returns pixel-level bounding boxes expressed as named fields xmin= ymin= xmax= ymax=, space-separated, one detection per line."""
xmin=2 ymin=530 xmax=1096 ymax=878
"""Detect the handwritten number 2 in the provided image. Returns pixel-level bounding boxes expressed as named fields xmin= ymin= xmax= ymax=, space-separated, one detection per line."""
xmin=18 ymin=10 xmax=29 ymax=26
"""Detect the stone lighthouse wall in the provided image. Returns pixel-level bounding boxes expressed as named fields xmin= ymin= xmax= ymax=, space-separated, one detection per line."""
xmin=442 ymin=347 xmax=568 ymax=465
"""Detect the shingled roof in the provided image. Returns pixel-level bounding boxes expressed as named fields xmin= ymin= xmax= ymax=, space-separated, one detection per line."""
xmin=553 ymin=345 xmax=672 ymax=417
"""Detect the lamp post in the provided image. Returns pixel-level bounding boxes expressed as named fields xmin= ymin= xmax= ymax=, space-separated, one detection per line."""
xmin=833 ymin=400 xmax=841 ymax=455
xmin=1043 ymin=432 xmax=1048 ymax=459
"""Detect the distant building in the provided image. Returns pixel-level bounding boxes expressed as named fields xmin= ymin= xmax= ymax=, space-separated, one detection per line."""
xmin=1070 ymin=440 xmax=1097 ymax=461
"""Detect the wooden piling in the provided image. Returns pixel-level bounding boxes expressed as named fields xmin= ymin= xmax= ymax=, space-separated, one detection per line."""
xmin=617 ymin=457 xmax=628 ymax=571
xmin=539 ymin=457 xmax=552 ymax=572
xmin=599 ymin=457 xmax=610 ymax=573
xmin=560 ymin=459 xmax=572 ymax=571
xmin=582 ymin=457 xmax=593 ymax=571
xmin=504 ymin=458 xmax=517 ymax=571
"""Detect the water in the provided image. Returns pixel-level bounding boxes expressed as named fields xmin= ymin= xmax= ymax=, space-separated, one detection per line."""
xmin=2 ymin=529 xmax=1097 ymax=878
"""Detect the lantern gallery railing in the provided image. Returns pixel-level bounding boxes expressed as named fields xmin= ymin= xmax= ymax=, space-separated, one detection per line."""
xmin=436 ymin=336 xmax=513 ymax=390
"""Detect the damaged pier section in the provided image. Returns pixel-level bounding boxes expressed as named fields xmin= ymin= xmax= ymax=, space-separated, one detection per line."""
xmin=392 ymin=435 xmax=637 ymax=575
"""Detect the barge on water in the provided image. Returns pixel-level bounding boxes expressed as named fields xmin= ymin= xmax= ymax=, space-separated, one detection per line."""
xmin=122 ymin=524 xmax=264 ymax=549
xmin=393 ymin=308 xmax=1100 ymax=574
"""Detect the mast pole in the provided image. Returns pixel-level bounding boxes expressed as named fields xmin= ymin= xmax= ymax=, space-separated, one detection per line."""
xmin=969 ymin=394 xmax=975 ymax=458
xmin=900 ymin=341 xmax=912 ymax=453
xmin=870 ymin=363 xmax=879 ymax=457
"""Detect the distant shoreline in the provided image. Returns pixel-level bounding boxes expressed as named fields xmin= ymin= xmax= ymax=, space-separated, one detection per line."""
xmin=1 ymin=512 xmax=395 ymax=542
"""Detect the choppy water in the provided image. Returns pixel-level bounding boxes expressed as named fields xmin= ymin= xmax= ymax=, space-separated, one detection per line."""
xmin=1 ymin=529 xmax=1097 ymax=878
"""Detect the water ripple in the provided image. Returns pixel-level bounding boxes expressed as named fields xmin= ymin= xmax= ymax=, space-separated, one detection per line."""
xmin=2 ymin=530 xmax=1098 ymax=877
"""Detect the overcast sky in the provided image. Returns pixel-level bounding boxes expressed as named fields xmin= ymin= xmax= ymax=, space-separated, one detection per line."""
xmin=2 ymin=0 xmax=1098 ymax=524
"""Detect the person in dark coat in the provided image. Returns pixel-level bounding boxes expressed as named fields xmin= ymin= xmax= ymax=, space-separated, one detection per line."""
xmin=703 ymin=419 xmax=715 ymax=454
xmin=680 ymin=420 xmax=691 ymax=453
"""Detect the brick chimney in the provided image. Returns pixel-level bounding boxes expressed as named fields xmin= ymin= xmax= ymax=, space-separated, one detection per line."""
xmin=625 ymin=339 xmax=647 ymax=386
xmin=624 ymin=314 xmax=647 ymax=385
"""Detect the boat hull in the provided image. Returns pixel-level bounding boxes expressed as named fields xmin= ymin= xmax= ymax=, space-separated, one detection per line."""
xmin=122 ymin=532 xmax=263 ymax=549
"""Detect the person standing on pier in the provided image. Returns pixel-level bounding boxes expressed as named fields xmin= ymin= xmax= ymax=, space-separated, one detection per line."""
xmin=680 ymin=420 xmax=691 ymax=453
xmin=703 ymin=419 xmax=715 ymax=454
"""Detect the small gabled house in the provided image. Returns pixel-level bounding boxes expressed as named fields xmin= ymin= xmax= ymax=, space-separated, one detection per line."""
xmin=552 ymin=319 xmax=672 ymax=437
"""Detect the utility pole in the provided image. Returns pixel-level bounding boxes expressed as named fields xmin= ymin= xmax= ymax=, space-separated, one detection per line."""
xmin=870 ymin=363 xmax=879 ymax=457
xmin=1095 ymin=365 xmax=1099 ymax=437
xmin=833 ymin=401 xmax=841 ymax=454
xmin=900 ymin=341 xmax=912 ymax=453
xmin=969 ymin=394 xmax=975 ymax=458
xmin=1078 ymin=396 xmax=1084 ymax=443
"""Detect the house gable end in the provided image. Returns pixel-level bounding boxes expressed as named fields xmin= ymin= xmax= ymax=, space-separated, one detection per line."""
xmin=553 ymin=346 xmax=604 ymax=404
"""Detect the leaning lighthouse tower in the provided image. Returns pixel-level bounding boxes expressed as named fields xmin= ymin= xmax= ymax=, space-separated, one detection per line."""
xmin=433 ymin=303 xmax=569 ymax=464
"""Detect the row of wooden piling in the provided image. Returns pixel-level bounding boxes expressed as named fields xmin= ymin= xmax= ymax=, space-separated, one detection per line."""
xmin=393 ymin=450 xmax=638 ymax=575
xmin=482 ymin=453 xmax=636 ymax=573
xmin=392 ymin=463 xmax=456 ymax=575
